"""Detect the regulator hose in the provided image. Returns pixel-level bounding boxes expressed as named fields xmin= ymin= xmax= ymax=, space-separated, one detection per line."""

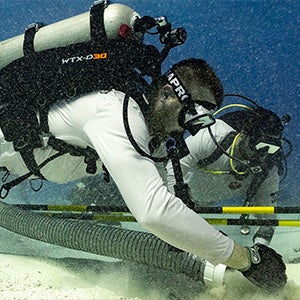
xmin=0 ymin=202 xmax=207 ymax=283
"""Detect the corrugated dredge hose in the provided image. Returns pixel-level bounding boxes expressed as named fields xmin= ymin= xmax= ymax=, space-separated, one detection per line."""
xmin=0 ymin=202 xmax=213 ymax=284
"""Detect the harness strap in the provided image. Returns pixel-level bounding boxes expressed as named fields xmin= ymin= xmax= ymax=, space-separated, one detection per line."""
xmin=197 ymin=131 xmax=237 ymax=168
xmin=166 ymin=136 xmax=194 ymax=209
xmin=0 ymin=138 xmax=99 ymax=199
xmin=19 ymin=147 xmax=46 ymax=179
xmin=23 ymin=22 xmax=45 ymax=56
xmin=90 ymin=0 xmax=108 ymax=45
xmin=39 ymin=107 xmax=50 ymax=133
xmin=0 ymin=151 xmax=63 ymax=199
xmin=47 ymin=136 xmax=99 ymax=174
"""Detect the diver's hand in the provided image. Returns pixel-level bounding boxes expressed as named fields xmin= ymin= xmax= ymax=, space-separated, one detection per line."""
xmin=241 ymin=243 xmax=287 ymax=291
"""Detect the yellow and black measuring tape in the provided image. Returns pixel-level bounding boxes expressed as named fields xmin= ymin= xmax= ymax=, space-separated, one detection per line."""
xmin=11 ymin=204 xmax=300 ymax=227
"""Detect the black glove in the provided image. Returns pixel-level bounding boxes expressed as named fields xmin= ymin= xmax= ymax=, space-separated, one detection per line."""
xmin=241 ymin=243 xmax=287 ymax=292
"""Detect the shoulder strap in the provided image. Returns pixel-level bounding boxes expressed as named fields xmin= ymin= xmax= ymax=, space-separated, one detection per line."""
xmin=90 ymin=0 xmax=108 ymax=45
xmin=23 ymin=22 xmax=46 ymax=56
xmin=197 ymin=131 xmax=236 ymax=168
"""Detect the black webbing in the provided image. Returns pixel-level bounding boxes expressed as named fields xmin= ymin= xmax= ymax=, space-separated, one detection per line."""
xmin=47 ymin=136 xmax=99 ymax=174
xmin=23 ymin=22 xmax=45 ymax=56
xmin=197 ymin=131 xmax=237 ymax=168
xmin=90 ymin=1 xmax=108 ymax=44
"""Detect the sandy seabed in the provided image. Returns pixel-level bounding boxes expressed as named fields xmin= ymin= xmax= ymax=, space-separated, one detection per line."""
xmin=0 ymin=253 xmax=299 ymax=300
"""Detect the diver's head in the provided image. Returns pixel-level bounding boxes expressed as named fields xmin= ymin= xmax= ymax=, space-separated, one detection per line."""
xmin=103 ymin=3 xmax=143 ymax=41
xmin=169 ymin=58 xmax=224 ymax=109
xmin=238 ymin=108 xmax=284 ymax=159
xmin=147 ymin=58 xmax=223 ymax=139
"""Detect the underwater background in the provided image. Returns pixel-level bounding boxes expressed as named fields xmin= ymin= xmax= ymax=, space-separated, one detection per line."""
xmin=0 ymin=1 xmax=299 ymax=299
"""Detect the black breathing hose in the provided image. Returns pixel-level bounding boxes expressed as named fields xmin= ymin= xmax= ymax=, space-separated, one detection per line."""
xmin=0 ymin=201 xmax=208 ymax=283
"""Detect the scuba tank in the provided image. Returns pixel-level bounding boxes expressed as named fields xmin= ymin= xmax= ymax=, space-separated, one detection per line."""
xmin=0 ymin=2 xmax=143 ymax=70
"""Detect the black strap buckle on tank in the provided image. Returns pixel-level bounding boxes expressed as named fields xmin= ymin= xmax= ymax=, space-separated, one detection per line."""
xmin=90 ymin=0 xmax=110 ymax=44
xmin=23 ymin=22 xmax=46 ymax=56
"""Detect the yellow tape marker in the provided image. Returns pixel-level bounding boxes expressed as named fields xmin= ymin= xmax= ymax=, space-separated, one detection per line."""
xmin=222 ymin=207 xmax=275 ymax=214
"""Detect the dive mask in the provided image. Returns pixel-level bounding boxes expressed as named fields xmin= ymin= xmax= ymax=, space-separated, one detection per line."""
xmin=179 ymin=103 xmax=215 ymax=135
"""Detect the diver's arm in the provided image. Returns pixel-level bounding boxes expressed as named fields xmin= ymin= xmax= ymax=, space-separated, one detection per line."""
xmin=83 ymin=93 xmax=235 ymax=265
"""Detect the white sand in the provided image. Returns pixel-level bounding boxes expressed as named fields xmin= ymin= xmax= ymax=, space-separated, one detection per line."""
xmin=0 ymin=254 xmax=124 ymax=300
xmin=0 ymin=253 xmax=299 ymax=300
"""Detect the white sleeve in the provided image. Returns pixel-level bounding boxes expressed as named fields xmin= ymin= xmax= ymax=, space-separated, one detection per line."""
xmin=83 ymin=92 xmax=234 ymax=265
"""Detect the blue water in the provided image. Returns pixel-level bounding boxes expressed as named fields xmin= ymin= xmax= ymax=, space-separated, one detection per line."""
xmin=0 ymin=0 xmax=299 ymax=205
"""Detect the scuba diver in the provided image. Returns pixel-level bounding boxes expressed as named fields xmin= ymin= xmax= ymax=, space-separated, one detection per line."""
xmin=0 ymin=1 xmax=287 ymax=292
xmin=165 ymin=96 xmax=291 ymax=246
